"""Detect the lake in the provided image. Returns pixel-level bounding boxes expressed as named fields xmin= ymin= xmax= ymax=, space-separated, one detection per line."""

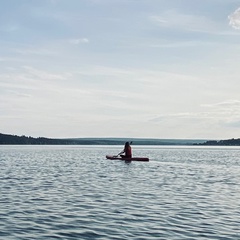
xmin=0 ymin=145 xmax=240 ymax=239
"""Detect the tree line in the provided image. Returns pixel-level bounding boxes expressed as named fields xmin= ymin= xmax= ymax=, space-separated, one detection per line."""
xmin=1 ymin=133 xmax=240 ymax=145
xmin=0 ymin=133 xmax=127 ymax=145
xmin=196 ymin=138 xmax=240 ymax=146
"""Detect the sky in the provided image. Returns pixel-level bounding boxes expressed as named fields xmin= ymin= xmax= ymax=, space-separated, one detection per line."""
xmin=1 ymin=0 xmax=240 ymax=139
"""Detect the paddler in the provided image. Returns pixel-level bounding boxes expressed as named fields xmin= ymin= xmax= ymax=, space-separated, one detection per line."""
xmin=119 ymin=141 xmax=132 ymax=158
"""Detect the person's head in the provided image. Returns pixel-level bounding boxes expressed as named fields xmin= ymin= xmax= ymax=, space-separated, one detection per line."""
xmin=125 ymin=142 xmax=130 ymax=147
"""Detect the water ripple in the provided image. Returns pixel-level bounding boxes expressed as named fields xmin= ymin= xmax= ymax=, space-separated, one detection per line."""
xmin=0 ymin=145 xmax=240 ymax=239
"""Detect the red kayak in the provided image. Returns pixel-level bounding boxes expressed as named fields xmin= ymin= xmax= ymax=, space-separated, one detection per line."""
xmin=106 ymin=155 xmax=149 ymax=162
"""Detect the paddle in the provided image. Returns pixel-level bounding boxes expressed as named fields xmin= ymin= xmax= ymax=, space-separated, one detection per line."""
xmin=114 ymin=150 xmax=123 ymax=157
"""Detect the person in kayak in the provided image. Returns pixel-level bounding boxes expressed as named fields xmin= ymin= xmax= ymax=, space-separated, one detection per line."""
xmin=119 ymin=142 xmax=132 ymax=158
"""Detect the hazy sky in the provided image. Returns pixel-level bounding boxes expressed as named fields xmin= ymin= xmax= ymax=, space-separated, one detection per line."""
xmin=1 ymin=0 xmax=240 ymax=139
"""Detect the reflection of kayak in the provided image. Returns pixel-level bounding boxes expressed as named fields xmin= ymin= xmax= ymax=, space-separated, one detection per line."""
xmin=106 ymin=155 xmax=149 ymax=162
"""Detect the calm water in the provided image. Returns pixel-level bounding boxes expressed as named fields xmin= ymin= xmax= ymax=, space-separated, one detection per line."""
xmin=0 ymin=145 xmax=240 ymax=240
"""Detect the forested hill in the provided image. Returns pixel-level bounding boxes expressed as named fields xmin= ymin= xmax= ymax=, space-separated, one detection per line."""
xmin=0 ymin=133 xmax=207 ymax=145
xmin=196 ymin=138 xmax=240 ymax=146
xmin=0 ymin=133 xmax=115 ymax=145
xmin=2 ymin=133 xmax=239 ymax=146
xmin=0 ymin=133 xmax=73 ymax=145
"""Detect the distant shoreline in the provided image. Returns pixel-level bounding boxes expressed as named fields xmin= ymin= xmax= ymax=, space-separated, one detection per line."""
xmin=0 ymin=133 xmax=205 ymax=145
xmin=1 ymin=133 xmax=240 ymax=146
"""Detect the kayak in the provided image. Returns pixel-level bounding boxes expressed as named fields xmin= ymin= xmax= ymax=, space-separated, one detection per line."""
xmin=106 ymin=155 xmax=149 ymax=162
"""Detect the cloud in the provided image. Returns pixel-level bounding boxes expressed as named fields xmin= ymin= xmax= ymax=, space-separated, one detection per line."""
xmin=0 ymin=57 xmax=24 ymax=62
xmin=0 ymin=66 xmax=72 ymax=96
xmin=150 ymin=98 xmax=240 ymax=127
xmin=229 ymin=7 xmax=240 ymax=29
xmin=14 ymin=48 xmax=56 ymax=56
xmin=4 ymin=90 xmax=32 ymax=98
xmin=150 ymin=9 xmax=220 ymax=33
xmin=202 ymin=100 xmax=240 ymax=108
xmin=68 ymin=38 xmax=89 ymax=44
xmin=149 ymin=112 xmax=215 ymax=123
xmin=224 ymin=120 xmax=240 ymax=128
xmin=136 ymin=40 xmax=212 ymax=49
xmin=22 ymin=66 xmax=69 ymax=81
xmin=77 ymin=65 xmax=134 ymax=77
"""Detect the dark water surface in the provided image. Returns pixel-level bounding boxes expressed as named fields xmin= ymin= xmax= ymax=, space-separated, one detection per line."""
xmin=0 ymin=145 xmax=240 ymax=239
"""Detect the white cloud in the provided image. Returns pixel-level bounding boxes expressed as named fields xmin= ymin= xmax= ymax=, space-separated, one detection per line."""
xmin=150 ymin=9 xmax=221 ymax=33
xmin=0 ymin=66 xmax=72 ymax=95
xmin=229 ymin=7 xmax=240 ymax=29
xmin=22 ymin=66 xmax=69 ymax=81
xmin=140 ymin=40 xmax=212 ymax=49
xmin=202 ymin=100 xmax=240 ymax=108
xmin=68 ymin=38 xmax=89 ymax=44
xmin=76 ymin=65 xmax=134 ymax=77
xmin=14 ymin=48 xmax=56 ymax=56
xmin=0 ymin=57 xmax=24 ymax=62
xmin=149 ymin=112 xmax=217 ymax=123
